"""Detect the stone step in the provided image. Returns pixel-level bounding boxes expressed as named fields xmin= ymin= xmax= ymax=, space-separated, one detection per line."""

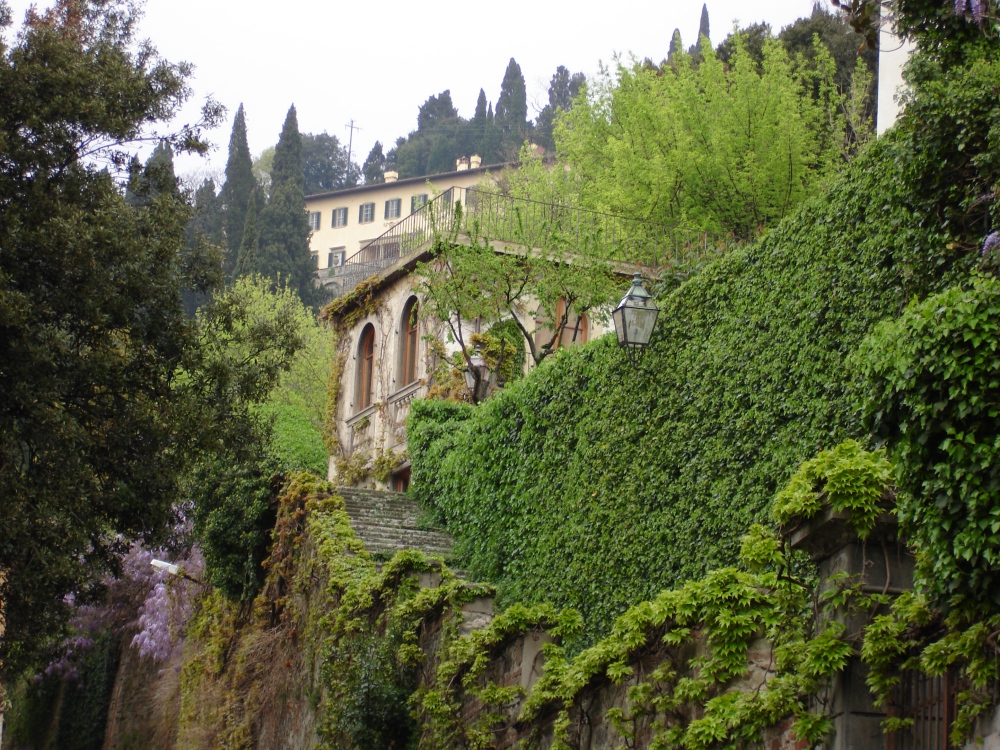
xmin=336 ymin=487 xmax=456 ymax=559
xmin=342 ymin=507 xmax=423 ymax=528
xmin=350 ymin=524 xmax=453 ymax=551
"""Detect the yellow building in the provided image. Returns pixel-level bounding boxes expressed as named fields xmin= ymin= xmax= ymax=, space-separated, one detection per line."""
xmin=305 ymin=155 xmax=495 ymax=288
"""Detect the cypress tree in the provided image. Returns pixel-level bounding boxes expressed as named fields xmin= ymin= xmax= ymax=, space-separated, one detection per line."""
xmin=222 ymin=104 xmax=255 ymax=279
xmin=257 ymin=105 xmax=313 ymax=302
xmin=495 ymin=58 xmax=528 ymax=155
xmin=363 ymin=141 xmax=386 ymax=184
xmin=183 ymin=178 xmax=225 ymax=316
xmin=689 ymin=4 xmax=711 ymax=57
xmin=233 ymin=188 xmax=264 ymax=280
xmin=480 ymin=102 xmax=502 ymax=164
xmin=474 ymin=89 xmax=488 ymax=124
xmin=669 ymin=29 xmax=684 ymax=62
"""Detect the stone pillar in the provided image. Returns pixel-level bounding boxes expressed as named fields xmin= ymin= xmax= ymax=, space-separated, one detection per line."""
xmin=786 ymin=508 xmax=915 ymax=750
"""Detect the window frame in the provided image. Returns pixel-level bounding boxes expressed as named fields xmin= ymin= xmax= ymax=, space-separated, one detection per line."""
xmin=411 ymin=194 xmax=428 ymax=213
xmin=332 ymin=207 xmax=348 ymax=227
xmin=385 ymin=198 xmax=402 ymax=220
xmin=399 ymin=298 xmax=420 ymax=387
xmin=308 ymin=211 xmax=321 ymax=231
xmin=357 ymin=324 xmax=376 ymax=411
xmin=359 ymin=202 xmax=375 ymax=224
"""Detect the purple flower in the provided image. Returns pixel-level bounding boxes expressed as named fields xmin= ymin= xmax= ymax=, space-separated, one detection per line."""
xmin=983 ymin=231 xmax=1000 ymax=257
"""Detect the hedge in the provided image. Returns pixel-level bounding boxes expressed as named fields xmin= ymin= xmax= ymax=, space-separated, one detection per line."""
xmin=408 ymin=46 xmax=999 ymax=638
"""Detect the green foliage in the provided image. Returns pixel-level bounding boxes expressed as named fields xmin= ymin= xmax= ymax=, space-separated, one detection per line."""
xmin=189 ymin=448 xmax=281 ymax=600
xmin=0 ymin=0 xmax=222 ymax=676
xmin=222 ymin=103 xmax=256 ymax=275
xmin=495 ymin=57 xmax=529 ymax=151
xmin=862 ymin=590 xmax=1000 ymax=745
xmin=533 ymin=65 xmax=586 ymax=152
xmin=415 ymin=230 xmax=617 ymax=378
xmin=187 ymin=276 xmax=323 ymax=600
xmin=257 ymin=105 xmax=316 ymax=304
xmin=472 ymin=318 xmax=526 ymax=385
xmin=858 ymin=276 xmax=1000 ymax=604
xmin=362 ymin=140 xmax=386 ymax=185
xmin=409 ymin=42 xmax=998 ymax=639
xmin=771 ymin=440 xmax=892 ymax=538
xmin=556 ymin=35 xmax=847 ymax=239
xmin=301 ymin=131 xmax=359 ymax=194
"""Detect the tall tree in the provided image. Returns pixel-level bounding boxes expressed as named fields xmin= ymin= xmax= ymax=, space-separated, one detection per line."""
xmin=257 ymin=105 xmax=314 ymax=302
xmin=668 ymin=29 xmax=684 ymax=62
xmin=222 ymin=104 xmax=255 ymax=279
xmin=495 ymin=58 xmax=529 ymax=155
xmin=474 ymin=88 xmax=488 ymax=125
xmin=363 ymin=141 xmax=386 ymax=184
xmin=183 ymin=178 xmax=224 ymax=316
xmin=301 ymin=131 xmax=358 ymax=194
xmin=0 ymin=0 xmax=225 ymax=676
xmin=233 ymin=188 xmax=264 ymax=279
xmin=535 ymin=66 xmax=586 ymax=151
xmin=778 ymin=3 xmax=879 ymax=125
xmin=698 ymin=3 xmax=711 ymax=44
xmin=417 ymin=90 xmax=459 ymax=131
xmin=557 ymin=34 xmax=847 ymax=239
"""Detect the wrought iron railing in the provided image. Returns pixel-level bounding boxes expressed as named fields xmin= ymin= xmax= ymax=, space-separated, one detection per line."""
xmin=887 ymin=669 xmax=961 ymax=750
xmin=327 ymin=186 xmax=739 ymax=297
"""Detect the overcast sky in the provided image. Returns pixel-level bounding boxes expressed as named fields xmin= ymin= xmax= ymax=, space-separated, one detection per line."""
xmin=5 ymin=0 xmax=819 ymax=182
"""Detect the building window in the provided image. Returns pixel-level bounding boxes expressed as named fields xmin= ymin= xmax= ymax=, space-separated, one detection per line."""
xmin=534 ymin=298 xmax=588 ymax=352
xmin=411 ymin=194 xmax=428 ymax=213
xmin=560 ymin=298 xmax=588 ymax=347
xmin=308 ymin=211 xmax=321 ymax=231
xmin=399 ymin=297 xmax=419 ymax=387
xmin=357 ymin=324 xmax=375 ymax=411
xmin=332 ymin=207 xmax=348 ymax=227
xmin=385 ymin=198 xmax=402 ymax=220
xmin=312 ymin=252 xmax=319 ymax=268
xmin=328 ymin=248 xmax=345 ymax=268
xmin=392 ymin=467 xmax=411 ymax=493
xmin=359 ymin=202 xmax=375 ymax=224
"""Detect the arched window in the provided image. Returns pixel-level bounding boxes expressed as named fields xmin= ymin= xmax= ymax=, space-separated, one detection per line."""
xmin=399 ymin=298 xmax=420 ymax=387
xmin=534 ymin=298 xmax=588 ymax=351
xmin=560 ymin=298 xmax=588 ymax=347
xmin=357 ymin=324 xmax=375 ymax=411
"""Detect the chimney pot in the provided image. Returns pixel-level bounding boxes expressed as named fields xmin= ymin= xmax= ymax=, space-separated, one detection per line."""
xmin=456 ymin=157 xmax=470 ymax=172
xmin=384 ymin=170 xmax=398 ymax=183
xmin=470 ymin=154 xmax=482 ymax=169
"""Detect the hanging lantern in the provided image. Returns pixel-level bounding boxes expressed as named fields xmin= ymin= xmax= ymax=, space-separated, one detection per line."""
xmin=464 ymin=345 xmax=493 ymax=401
xmin=612 ymin=273 xmax=659 ymax=368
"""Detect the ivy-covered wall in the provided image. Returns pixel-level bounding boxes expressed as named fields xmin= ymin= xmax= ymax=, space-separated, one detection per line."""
xmin=408 ymin=42 xmax=999 ymax=638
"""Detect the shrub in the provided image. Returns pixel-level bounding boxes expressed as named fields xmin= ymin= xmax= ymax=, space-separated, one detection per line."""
xmin=858 ymin=275 xmax=1000 ymax=604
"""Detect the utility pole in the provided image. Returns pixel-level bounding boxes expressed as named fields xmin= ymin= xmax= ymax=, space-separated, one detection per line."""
xmin=345 ymin=119 xmax=361 ymax=167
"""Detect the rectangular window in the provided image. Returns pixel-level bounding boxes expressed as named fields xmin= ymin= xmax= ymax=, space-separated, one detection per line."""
xmin=385 ymin=198 xmax=402 ymax=220
xmin=311 ymin=252 xmax=319 ymax=268
xmin=329 ymin=249 xmax=345 ymax=267
xmin=411 ymin=194 xmax=428 ymax=213
xmin=359 ymin=202 xmax=375 ymax=223
xmin=332 ymin=207 xmax=348 ymax=227
xmin=308 ymin=211 xmax=321 ymax=231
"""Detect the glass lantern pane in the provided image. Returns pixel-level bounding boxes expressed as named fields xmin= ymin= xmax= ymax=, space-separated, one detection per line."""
xmin=612 ymin=307 xmax=628 ymax=344
xmin=625 ymin=306 xmax=658 ymax=346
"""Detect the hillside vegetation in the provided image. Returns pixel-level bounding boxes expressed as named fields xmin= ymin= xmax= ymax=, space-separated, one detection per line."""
xmin=409 ymin=42 xmax=1000 ymax=636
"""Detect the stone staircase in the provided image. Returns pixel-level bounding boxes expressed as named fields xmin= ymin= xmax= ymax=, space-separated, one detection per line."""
xmin=338 ymin=488 xmax=453 ymax=558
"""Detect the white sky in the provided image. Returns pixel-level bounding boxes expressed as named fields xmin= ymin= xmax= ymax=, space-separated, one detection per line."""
xmin=5 ymin=0 xmax=819 ymax=182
